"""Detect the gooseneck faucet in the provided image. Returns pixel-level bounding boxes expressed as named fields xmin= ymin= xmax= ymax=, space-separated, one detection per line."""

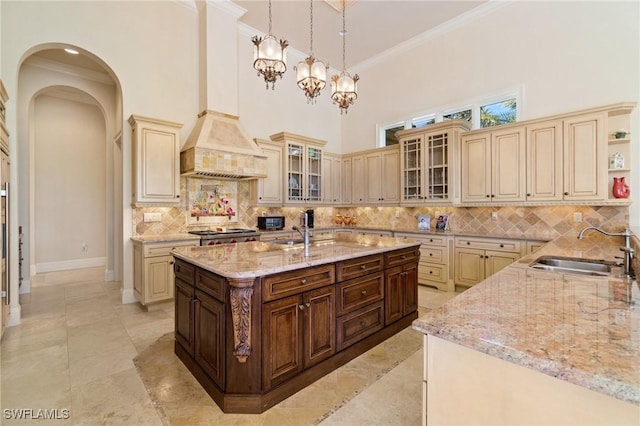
xmin=293 ymin=210 xmax=311 ymax=257
xmin=578 ymin=226 xmax=635 ymax=277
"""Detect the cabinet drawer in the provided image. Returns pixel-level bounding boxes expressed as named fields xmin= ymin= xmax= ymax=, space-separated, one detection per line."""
xmin=336 ymin=272 xmax=384 ymax=316
xmin=385 ymin=247 xmax=420 ymax=268
xmin=418 ymin=263 xmax=447 ymax=283
xmin=196 ymin=269 xmax=226 ymax=302
xmin=336 ymin=254 xmax=384 ymax=282
xmin=455 ymin=237 xmax=521 ymax=253
xmin=336 ymin=301 xmax=384 ymax=352
xmin=174 ymin=259 xmax=196 ymax=284
xmin=144 ymin=240 xmax=198 ymax=257
xmin=395 ymin=233 xmax=447 ymax=246
xmin=419 ymin=246 xmax=446 ymax=263
xmin=263 ymin=264 xmax=335 ymax=302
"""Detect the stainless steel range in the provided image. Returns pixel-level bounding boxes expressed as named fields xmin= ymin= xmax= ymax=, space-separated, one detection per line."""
xmin=188 ymin=228 xmax=260 ymax=246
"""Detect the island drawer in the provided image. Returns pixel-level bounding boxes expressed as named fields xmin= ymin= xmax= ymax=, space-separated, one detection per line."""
xmin=263 ymin=264 xmax=336 ymax=301
xmin=174 ymin=258 xmax=196 ymax=284
xmin=385 ymin=247 xmax=420 ymax=268
xmin=196 ymin=269 xmax=225 ymax=302
xmin=336 ymin=301 xmax=384 ymax=351
xmin=336 ymin=254 xmax=384 ymax=281
xmin=336 ymin=272 xmax=384 ymax=316
xmin=455 ymin=237 xmax=521 ymax=253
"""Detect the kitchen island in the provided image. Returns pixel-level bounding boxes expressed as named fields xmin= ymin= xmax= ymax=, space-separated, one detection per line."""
xmin=413 ymin=234 xmax=639 ymax=425
xmin=171 ymin=234 xmax=421 ymax=413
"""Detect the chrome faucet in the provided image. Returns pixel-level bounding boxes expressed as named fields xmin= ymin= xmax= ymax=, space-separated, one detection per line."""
xmin=293 ymin=211 xmax=311 ymax=256
xmin=578 ymin=226 xmax=635 ymax=277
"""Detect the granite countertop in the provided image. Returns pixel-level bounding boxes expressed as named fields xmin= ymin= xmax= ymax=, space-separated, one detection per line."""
xmin=171 ymin=233 xmax=421 ymax=279
xmin=412 ymin=234 xmax=640 ymax=405
xmin=130 ymin=234 xmax=200 ymax=243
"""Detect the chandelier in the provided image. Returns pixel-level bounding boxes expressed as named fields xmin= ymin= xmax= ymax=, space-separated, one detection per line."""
xmin=252 ymin=0 xmax=288 ymax=90
xmin=331 ymin=0 xmax=359 ymax=114
xmin=295 ymin=0 xmax=328 ymax=103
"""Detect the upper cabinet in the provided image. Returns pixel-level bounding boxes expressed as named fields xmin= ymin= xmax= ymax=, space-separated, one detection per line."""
xmin=250 ymin=138 xmax=284 ymax=206
xmin=129 ymin=115 xmax=182 ymax=206
xmin=365 ymin=146 xmax=400 ymax=204
xmin=399 ymin=121 xmax=470 ymax=205
xmin=270 ymin=132 xmax=326 ymax=205
xmin=322 ymin=152 xmax=342 ymax=204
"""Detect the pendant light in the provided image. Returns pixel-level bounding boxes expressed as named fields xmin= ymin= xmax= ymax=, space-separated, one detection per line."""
xmin=295 ymin=0 xmax=329 ymax=103
xmin=331 ymin=0 xmax=359 ymax=114
xmin=252 ymin=0 xmax=289 ymax=90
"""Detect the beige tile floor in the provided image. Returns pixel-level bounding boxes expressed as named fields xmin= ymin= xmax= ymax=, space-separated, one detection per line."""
xmin=0 ymin=268 xmax=458 ymax=425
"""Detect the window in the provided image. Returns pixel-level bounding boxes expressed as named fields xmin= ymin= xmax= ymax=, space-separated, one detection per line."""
xmin=480 ymin=99 xmax=517 ymax=128
xmin=411 ymin=114 xmax=436 ymax=129
xmin=443 ymin=109 xmax=472 ymax=122
xmin=383 ymin=123 xmax=405 ymax=146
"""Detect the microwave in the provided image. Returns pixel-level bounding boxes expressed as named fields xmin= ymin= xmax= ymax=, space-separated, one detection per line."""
xmin=258 ymin=216 xmax=285 ymax=230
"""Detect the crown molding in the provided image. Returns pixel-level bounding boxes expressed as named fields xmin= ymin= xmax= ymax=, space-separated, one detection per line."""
xmin=24 ymin=56 xmax=115 ymax=86
xmin=353 ymin=0 xmax=514 ymax=73
xmin=205 ymin=0 xmax=247 ymax=18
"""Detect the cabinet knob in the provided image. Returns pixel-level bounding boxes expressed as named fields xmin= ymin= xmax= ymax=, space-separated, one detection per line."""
xmin=305 ymin=302 xmax=311 ymax=308
xmin=360 ymin=265 xmax=366 ymax=270
xmin=429 ymin=239 xmax=433 ymax=242
xmin=429 ymin=270 xmax=433 ymax=274
xmin=466 ymin=242 xmax=470 ymax=245
xmin=300 ymin=278 xmax=307 ymax=284
xmin=176 ymin=195 xmax=180 ymax=198
xmin=564 ymin=192 xmax=569 ymax=196
xmin=361 ymin=290 xmax=367 ymax=295
xmin=299 ymin=304 xmax=305 ymax=310
xmin=526 ymin=193 xmax=531 ymax=197
xmin=429 ymin=253 xmax=433 ymax=257
xmin=486 ymin=195 xmax=490 ymax=198
xmin=169 ymin=261 xmax=175 ymax=265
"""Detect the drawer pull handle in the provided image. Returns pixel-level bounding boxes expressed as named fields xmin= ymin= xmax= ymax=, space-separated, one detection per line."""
xmin=429 ymin=253 xmax=433 ymax=257
xmin=429 ymin=271 xmax=433 ymax=274
xmin=361 ymin=290 xmax=367 ymax=295
xmin=300 ymin=279 xmax=307 ymax=284
xmin=306 ymin=303 xmax=311 ymax=308
xmin=299 ymin=304 xmax=305 ymax=310
xmin=466 ymin=242 xmax=470 ymax=245
xmin=360 ymin=265 xmax=366 ymax=270
xmin=169 ymin=261 xmax=175 ymax=265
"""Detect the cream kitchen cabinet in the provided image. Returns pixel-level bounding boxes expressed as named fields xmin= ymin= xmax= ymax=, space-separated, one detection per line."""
xmin=321 ymin=152 xmax=342 ymax=204
xmin=364 ymin=146 xmax=400 ymax=204
xmin=395 ymin=233 xmax=453 ymax=292
xmin=249 ymin=139 xmax=284 ymax=206
xmin=461 ymin=127 xmax=526 ymax=203
xmin=526 ymin=120 xmax=564 ymax=201
xmin=133 ymin=239 xmax=199 ymax=306
xmin=270 ymin=132 xmax=326 ymax=205
xmin=453 ymin=236 xmax=523 ymax=287
xmin=398 ymin=120 xmax=469 ymax=205
xmin=129 ymin=115 xmax=182 ymax=206
xmin=344 ymin=153 xmax=365 ymax=204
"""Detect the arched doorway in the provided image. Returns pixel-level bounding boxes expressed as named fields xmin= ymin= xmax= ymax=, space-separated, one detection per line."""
xmin=17 ymin=44 xmax=123 ymax=294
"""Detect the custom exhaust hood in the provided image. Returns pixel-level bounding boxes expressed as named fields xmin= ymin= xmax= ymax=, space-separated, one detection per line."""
xmin=180 ymin=2 xmax=267 ymax=180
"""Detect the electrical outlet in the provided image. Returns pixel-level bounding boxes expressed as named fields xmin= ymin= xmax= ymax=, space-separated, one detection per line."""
xmin=573 ymin=212 xmax=582 ymax=223
xmin=491 ymin=212 xmax=498 ymax=221
xmin=143 ymin=212 xmax=162 ymax=222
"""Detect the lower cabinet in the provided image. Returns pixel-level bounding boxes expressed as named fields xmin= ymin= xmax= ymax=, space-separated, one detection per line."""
xmin=453 ymin=237 xmax=523 ymax=287
xmin=262 ymin=285 xmax=336 ymax=390
xmin=385 ymin=262 xmax=418 ymax=325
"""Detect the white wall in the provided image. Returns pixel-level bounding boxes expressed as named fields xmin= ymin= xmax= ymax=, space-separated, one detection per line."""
xmin=344 ymin=1 xmax=639 ymax=223
xmin=33 ymin=94 xmax=106 ymax=270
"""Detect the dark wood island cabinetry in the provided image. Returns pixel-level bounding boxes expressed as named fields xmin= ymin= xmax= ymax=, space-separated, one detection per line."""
xmin=171 ymin=235 xmax=420 ymax=414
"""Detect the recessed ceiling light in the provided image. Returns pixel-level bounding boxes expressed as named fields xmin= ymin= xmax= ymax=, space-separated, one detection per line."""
xmin=64 ymin=48 xmax=79 ymax=55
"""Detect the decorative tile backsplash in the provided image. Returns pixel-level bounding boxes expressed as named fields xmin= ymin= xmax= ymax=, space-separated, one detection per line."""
xmin=133 ymin=181 xmax=629 ymax=240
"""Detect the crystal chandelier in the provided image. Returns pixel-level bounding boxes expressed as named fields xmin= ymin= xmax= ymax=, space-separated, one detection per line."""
xmin=331 ymin=0 xmax=359 ymax=114
xmin=252 ymin=0 xmax=288 ymax=90
xmin=295 ymin=0 xmax=328 ymax=103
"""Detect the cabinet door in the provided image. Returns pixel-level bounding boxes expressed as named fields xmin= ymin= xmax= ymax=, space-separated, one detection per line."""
xmin=286 ymin=143 xmax=305 ymax=203
xmin=365 ymin=152 xmax=382 ymax=203
xmin=303 ymin=286 xmax=336 ymax=368
xmin=194 ymin=289 xmax=225 ymax=389
xmin=454 ymin=248 xmax=485 ymax=287
xmin=527 ymin=120 xmax=563 ymax=201
xmin=381 ymin=149 xmax=400 ymax=204
xmin=322 ymin=154 xmax=342 ymax=204
xmin=306 ymin=146 xmax=322 ymax=202
xmin=262 ymin=294 xmax=303 ymax=389
xmin=144 ymin=255 xmax=175 ymax=303
xmin=401 ymin=135 xmax=423 ymax=202
xmin=403 ymin=263 xmax=418 ymax=315
xmin=491 ymin=127 xmax=526 ymax=202
xmin=351 ymin=155 xmax=365 ymax=204
xmin=175 ymin=278 xmax=195 ymax=355
xmin=485 ymin=251 xmax=520 ymax=277
xmin=385 ymin=265 xmax=404 ymax=325
xmin=341 ymin=157 xmax=352 ymax=204
xmin=563 ymin=113 xmax=606 ymax=200
xmin=256 ymin=142 xmax=283 ymax=204
xmin=461 ymin=133 xmax=491 ymax=203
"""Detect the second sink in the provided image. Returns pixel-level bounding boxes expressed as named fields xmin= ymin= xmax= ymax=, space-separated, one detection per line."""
xmin=529 ymin=256 xmax=614 ymax=276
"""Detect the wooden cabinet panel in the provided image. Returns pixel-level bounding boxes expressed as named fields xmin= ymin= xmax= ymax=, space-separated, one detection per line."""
xmin=262 ymin=294 xmax=303 ymax=389
xmin=262 ymin=264 xmax=335 ymax=302
xmin=145 ymin=255 xmax=174 ymax=302
xmin=455 ymin=237 xmax=521 ymax=253
xmin=250 ymin=139 xmax=284 ymax=205
xmin=341 ymin=157 xmax=352 ymax=204
xmin=336 ymin=272 xmax=384 ymax=316
xmin=322 ymin=153 xmax=342 ymax=204
xmin=418 ymin=262 xmax=447 ymax=284
xmin=337 ymin=254 xmax=384 ymax=281
xmin=491 ymin=127 xmax=526 ymax=202
xmin=385 ymin=247 xmax=420 ymax=269
xmin=195 ymin=289 xmax=225 ymax=389
xmin=303 ymin=286 xmax=336 ymax=368
xmin=175 ymin=278 xmax=195 ymax=355
xmin=381 ymin=149 xmax=400 ymax=204
xmin=365 ymin=153 xmax=382 ymax=204
xmin=527 ymin=120 xmax=563 ymax=201
xmin=196 ymin=269 xmax=225 ymax=302
xmin=454 ymin=248 xmax=485 ymax=287
xmin=454 ymin=238 xmax=522 ymax=287
xmin=461 ymin=133 xmax=491 ymax=202
xmin=485 ymin=251 xmax=520 ymax=276
xmin=385 ymin=262 xmax=417 ymax=326
xmin=351 ymin=155 xmax=365 ymax=204
xmin=420 ymin=246 xmax=445 ymax=263
xmin=174 ymin=258 xmax=196 ymax=283
xmin=336 ymin=301 xmax=384 ymax=352
xmin=563 ymin=113 xmax=606 ymax=200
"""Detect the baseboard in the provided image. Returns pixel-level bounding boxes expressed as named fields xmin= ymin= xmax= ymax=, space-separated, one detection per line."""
xmin=6 ymin=304 xmax=22 ymax=327
xmin=19 ymin=279 xmax=31 ymax=294
xmin=104 ymin=269 xmax=115 ymax=282
xmin=121 ymin=287 xmax=137 ymax=304
xmin=35 ymin=257 xmax=107 ymax=273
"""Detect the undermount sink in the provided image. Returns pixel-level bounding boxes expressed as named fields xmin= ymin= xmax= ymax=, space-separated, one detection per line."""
xmin=272 ymin=238 xmax=337 ymax=248
xmin=529 ymin=256 xmax=615 ymax=276
xmin=274 ymin=239 xmax=305 ymax=246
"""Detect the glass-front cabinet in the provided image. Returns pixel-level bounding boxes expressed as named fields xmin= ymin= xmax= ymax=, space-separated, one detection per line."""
xmin=271 ymin=132 xmax=326 ymax=205
xmin=398 ymin=120 xmax=470 ymax=205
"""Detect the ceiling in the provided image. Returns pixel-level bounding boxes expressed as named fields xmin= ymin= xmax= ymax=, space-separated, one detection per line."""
xmin=27 ymin=1 xmax=488 ymax=79
xmin=234 ymin=0 xmax=487 ymax=69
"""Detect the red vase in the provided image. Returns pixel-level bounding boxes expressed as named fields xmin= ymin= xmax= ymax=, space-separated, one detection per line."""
xmin=612 ymin=177 xmax=630 ymax=198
